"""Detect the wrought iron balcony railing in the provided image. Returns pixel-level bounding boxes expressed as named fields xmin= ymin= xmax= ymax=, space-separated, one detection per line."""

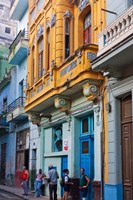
xmin=7 ymin=97 xmax=26 ymax=113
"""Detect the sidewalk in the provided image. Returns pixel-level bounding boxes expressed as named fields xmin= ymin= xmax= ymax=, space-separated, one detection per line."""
xmin=0 ymin=185 xmax=49 ymax=200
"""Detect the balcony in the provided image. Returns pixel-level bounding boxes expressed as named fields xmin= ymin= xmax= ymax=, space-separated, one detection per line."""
xmin=0 ymin=71 xmax=11 ymax=91
xmin=10 ymin=0 xmax=28 ymax=20
xmin=92 ymin=5 xmax=133 ymax=78
xmin=6 ymin=97 xmax=28 ymax=122
xmin=25 ymin=44 xmax=104 ymax=113
xmin=8 ymin=29 xmax=28 ymax=65
xmin=0 ymin=117 xmax=9 ymax=129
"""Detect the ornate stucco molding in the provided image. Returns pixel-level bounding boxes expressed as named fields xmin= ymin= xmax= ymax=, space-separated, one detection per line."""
xmin=51 ymin=14 xmax=56 ymax=27
xmin=63 ymin=10 xmax=73 ymax=19
xmin=36 ymin=25 xmax=44 ymax=40
xmin=54 ymin=96 xmax=71 ymax=114
xmin=79 ymin=0 xmax=89 ymax=11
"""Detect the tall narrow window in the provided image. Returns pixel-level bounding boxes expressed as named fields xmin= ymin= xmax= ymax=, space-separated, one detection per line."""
xmin=84 ymin=12 xmax=91 ymax=44
xmin=47 ymin=28 xmax=50 ymax=71
xmin=38 ymin=36 xmax=44 ymax=79
xmin=32 ymin=46 xmax=35 ymax=84
xmin=19 ymin=80 xmax=24 ymax=97
xmin=65 ymin=19 xmax=70 ymax=59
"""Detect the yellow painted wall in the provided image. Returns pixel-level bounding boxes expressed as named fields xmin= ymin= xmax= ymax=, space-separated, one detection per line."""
xmin=27 ymin=0 xmax=106 ymax=105
xmin=28 ymin=0 xmax=105 ymax=73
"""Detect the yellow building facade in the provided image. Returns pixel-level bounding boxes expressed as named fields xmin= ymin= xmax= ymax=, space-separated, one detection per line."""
xmin=25 ymin=0 xmax=107 ymax=199
xmin=25 ymin=0 xmax=105 ymax=112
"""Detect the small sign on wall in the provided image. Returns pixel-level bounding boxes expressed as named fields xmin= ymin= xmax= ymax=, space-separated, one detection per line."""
xmin=63 ymin=139 xmax=68 ymax=151
xmin=63 ymin=137 xmax=71 ymax=151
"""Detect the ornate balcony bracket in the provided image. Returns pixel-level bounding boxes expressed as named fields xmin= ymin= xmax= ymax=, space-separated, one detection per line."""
xmin=28 ymin=112 xmax=52 ymax=126
xmin=28 ymin=113 xmax=41 ymax=126
xmin=82 ymin=80 xmax=102 ymax=102
xmin=54 ymin=96 xmax=71 ymax=114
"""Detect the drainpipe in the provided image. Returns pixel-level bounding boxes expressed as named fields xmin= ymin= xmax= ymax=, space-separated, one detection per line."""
xmin=101 ymin=130 xmax=104 ymax=200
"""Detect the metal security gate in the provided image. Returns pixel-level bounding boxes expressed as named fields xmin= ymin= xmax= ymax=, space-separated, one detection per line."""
xmin=121 ymin=95 xmax=133 ymax=200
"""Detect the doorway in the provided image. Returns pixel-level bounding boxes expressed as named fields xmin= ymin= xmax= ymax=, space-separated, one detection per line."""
xmin=80 ymin=115 xmax=94 ymax=200
xmin=0 ymin=143 xmax=6 ymax=184
xmin=61 ymin=156 xmax=68 ymax=197
xmin=121 ymin=95 xmax=133 ymax=200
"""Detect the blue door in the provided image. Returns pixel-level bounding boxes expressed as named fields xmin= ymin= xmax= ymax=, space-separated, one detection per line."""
xmin=61 ymin=156 xmax=68 ymax=197
xmin=80 ymin=115 xmax=94 ymax=200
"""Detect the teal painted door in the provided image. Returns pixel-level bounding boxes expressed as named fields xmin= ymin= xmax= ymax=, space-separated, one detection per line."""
xmin=61 ymin=156 xmax=68 ymax=197
xmin=80 ymin=115 xmax=94 ymax=200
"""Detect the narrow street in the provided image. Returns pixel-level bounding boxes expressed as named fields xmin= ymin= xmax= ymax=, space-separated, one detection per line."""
xmin=0 ymin=190 xmax=23 ymax=200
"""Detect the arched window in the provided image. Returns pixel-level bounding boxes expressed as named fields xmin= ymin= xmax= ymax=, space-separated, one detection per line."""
xmin=38 ymin=36 xmax=44 ymax=79
xmin=31 ymin=46 xmax=35 ymax=84
xmin=84 ymin=12 xmax=91 ymax=44
xmin=65 ymin=18 xmax=70 ymax=59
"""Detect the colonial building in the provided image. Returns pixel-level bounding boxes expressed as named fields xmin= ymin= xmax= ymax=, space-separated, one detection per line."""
xmin=25 ymin=0 xmax=106 ymax=199
xmin=92 ymin=1 xmax=133 ymax=200
xmin=0 ymin=0 xmax=17 ymax=186
xmin=6 ymin=0 xmax=39 ymax=189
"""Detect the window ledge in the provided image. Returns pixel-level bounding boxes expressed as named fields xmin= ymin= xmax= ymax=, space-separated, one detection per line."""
xmin=44 ymin=151 xmax=68 ymax=158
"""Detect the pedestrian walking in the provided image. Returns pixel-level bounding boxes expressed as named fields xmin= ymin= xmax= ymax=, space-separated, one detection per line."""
xmin=21 ymin=166 xmax=29 ymax=196
xmin=62 ymin=169 xmax=73 ymax=200
xmin=48 ymin=165 xmax=59 ymax=200
xmin=34 ymin=169 xmax=45 ymax=198
xmin=79 ymin=168 xmax=90 ymax=200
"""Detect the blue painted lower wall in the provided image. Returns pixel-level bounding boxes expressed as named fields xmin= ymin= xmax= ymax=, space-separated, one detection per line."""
xmin=104 ymin=184 xmax=123 ymax=200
